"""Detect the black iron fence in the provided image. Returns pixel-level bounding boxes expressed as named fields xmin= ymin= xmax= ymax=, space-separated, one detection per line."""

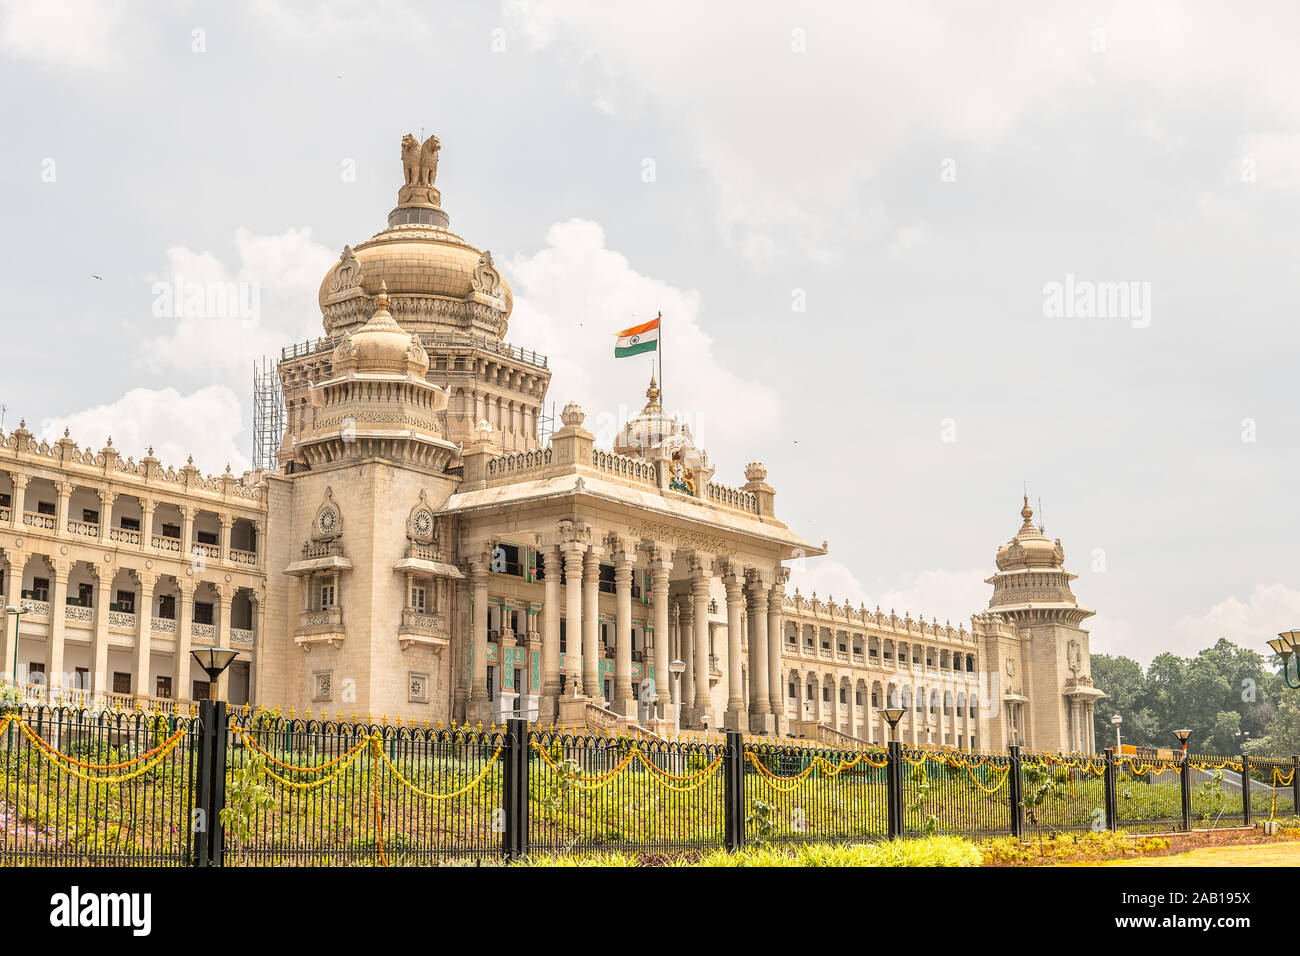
xmin=3 ymin=704 xmax=1298 ymax=866
xmin=0 ymin=704 xmax=200 ymax=866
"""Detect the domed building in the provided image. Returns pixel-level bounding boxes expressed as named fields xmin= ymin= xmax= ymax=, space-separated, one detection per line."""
xmin=0 ymin=129 xmax=1101 ymax=755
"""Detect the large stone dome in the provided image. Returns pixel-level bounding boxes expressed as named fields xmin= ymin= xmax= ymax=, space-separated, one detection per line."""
xmin=317 ymin=132 xmax=513 ymax=340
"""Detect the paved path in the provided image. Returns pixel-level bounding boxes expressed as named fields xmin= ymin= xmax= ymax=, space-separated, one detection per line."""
xmin=1072 ymin=842 xmax=1300 ymax=867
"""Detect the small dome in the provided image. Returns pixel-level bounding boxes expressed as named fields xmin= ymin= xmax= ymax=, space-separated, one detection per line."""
xmin=995 ymin=496 xmax=1064 ymax=570
xmin=332 ymin=283 xmax=429 ymax=377
xmin=614 ymin=376 xmax=696 ymax=457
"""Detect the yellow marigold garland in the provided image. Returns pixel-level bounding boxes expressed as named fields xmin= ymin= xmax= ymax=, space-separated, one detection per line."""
xmin=16 ymin=720 xmax=186 ymax=785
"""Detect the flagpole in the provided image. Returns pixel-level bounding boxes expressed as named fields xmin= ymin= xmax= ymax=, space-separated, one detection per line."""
xmin=657 ymin=310 xmax=663 ymax=402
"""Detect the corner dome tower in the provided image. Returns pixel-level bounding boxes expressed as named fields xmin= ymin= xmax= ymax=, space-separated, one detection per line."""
xmin=317 ymin=131 xmax=513 ymax=340
xmin=985 ymin=496 xmax=1093 ymax=625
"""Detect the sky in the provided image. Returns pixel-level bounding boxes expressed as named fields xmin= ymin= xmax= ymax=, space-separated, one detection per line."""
xmin=1 ymin=0 xmax=1297 ymax=665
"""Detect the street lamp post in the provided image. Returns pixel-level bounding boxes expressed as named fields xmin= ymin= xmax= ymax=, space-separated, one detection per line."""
xmin=1172 ymin=728 xmax=1192 ymax=757
xmin=189 ymin=648 xmax=239 ymax=701
xmin=1111 ymin=714 xmax=1123 ymax=752
xmin=1268 ymin=631 xmax=1300 ymax=689
xmin=878 ymin=706 xmax=906 ymax=743
xmin=668 ymin=658 xmax=685 ymax=735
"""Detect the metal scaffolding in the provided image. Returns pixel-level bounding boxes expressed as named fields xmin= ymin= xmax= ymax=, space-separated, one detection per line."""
xmin=252 ymin=356 xmax=284 ymax=472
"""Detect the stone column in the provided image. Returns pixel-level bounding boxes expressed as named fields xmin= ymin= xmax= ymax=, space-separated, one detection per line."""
xmin=134 ymin=573 xmax=156 ymax=697
xmin=691 ymin=561 xmax=711 ymax=726
xmin=249 ymin=590 xmax=264 ymax=706
xmin=91 ymin=564 xmax=112 ymax=695
xmin=176 ymin=579 xmax=194 ymax=700
xmin=613 ymin=548 xmax=635 ymax=717
xmin=560 ymin=542 xmax=586 ymax=696
xmin=141 ymin=500 xmax=155 ymax=549
xmin=8 ymin=475 xmax=27 ymax=530
xmin=181 ymin=506 xmax=196 ymax=562
xmin=54 ymin=481 xmax=72 ymax=536
xmin=453 ymin=577 xmax=470 ymax=719
xmin=582 ymin=546 xmax=602 ymax=704
xmin=767 ymin=579 xmax=785 ymax=734
xmin=216 ymin=586 xmax=233 ymax=701
xmin=679 ymin=597 xmax=694 ymax=722
xmin=722 ymin=568 xmax=746 ymax=731
xmin=219 ymin=514 xmax=233 ymax=565
xmin=846 ymin=680 xmax=857 ymax=739
xmin=540 ymin=543 xmax=562 ymax=718
xmin=650 ymin=550 xmax=672 ymax=723
xmin=48 ymin=561 xmax=69 ymax=692
xmin=99 ymin=491 xmax=116 ymax=545
xmin=0 ymin=554 xmax=17 ymax=681
xmin=746 ymin=573 xmax=773 ymax=735
xmin=467 ymin=558 xmax=491 ymax=723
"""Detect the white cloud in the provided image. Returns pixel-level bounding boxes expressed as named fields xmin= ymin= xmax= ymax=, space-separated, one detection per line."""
xmin=1172 ymin=583 xmax=1300 ymax=659
xmin=0 ymin=0 xmax=123 ymax=68
xmin=505 ymin=1 xmax=1300 ymax=264
xmin=39 ymin=386 xmax=249 ymax=476
xmin=788 ymin=561 xmax=989 ymax=627
xmin=1238 ymin=134 xmax=1300 ymax=190
xmin=871 ymin=568 xmax=989 ymax=629
xmin=140 ymin=226 xmax=335 ymax=380
xmin=787 ymin=559 xmax=870 ymax=606
xmin=508 ymin=218 xmax=779 ymax=470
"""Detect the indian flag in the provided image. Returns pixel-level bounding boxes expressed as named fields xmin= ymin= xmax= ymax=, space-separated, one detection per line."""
xmin=614 ymin=316 xmax=660 ymax=358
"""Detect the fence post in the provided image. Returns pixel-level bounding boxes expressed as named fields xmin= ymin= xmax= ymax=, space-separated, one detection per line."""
xmin=192 ymin=699 xmax=215 ymax=867
xmin=1179 ymin=751 xmax=1192 ymax=832
xmin=210 ymin=699 xmax=229 ymax=867
xmin=1241 ymin=753 xmax=1251 ymax=827
xmin=1008 ymin=745 xmax=1024 ymax=839
xmin=191 ymin=699 xmax=229 ymax=867
xmin=886 ymin=740 xmax=904 ymax=839
xmin=724 ymin=731 xmax=744 ymax=852
xmin=1103 ymin=747 xmax=1118 ymax=832
xmin=503 ymin=718 xmax=529 ymax=861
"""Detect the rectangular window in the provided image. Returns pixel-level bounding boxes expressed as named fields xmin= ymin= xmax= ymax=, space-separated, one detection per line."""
xmin=74 ymin=667 xmax=89 ymax=689
xmin=30 ymin=578 xmax=50 ymax=602
xmin=158 ymin=595 xmax=176 ymax=619
xmin=197 ymin=530 xmax=219 ymax=545
xmin=115 ymin=590 xmax=135 ymax=613
xmin=37 ymin=501 xmax=55 ymax=516
xmin=161 ymin=523 xmax=181 ymax=538
xmin=492 ymin=543 xmax=523 ymax=577
xmin=119 ymin=516 xmax=141 ymax=531
xmin=193 ymin=602 xmax=214 ymax=625
xmin=156 ymin=676 xmax=172 ymax=698
xmin=77 ymin=583 xmax=94 ymax=607
xmin=192 ymin=680 xmax=211 ymax=700
xmin=410 ymin=585 xmax=426 ymax=612
xmin=319 ymin=584 xmax=335 ymax=610
xmin=112 ymin=672 xmax=131 ymax=694
xmin=0 ymin=493 xmax=9 ymax=507
xmin=788 ymin=681 xmax=796 ymax=699
xmin=82 ymin=509 xmax=99 ymax=524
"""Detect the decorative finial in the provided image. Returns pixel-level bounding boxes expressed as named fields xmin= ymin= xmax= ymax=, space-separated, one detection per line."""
xmin=147 ymin=445 xmax=154 ymax=456
xmin=376 ymin=280 xmax=389 ymax=312
xmin=105 ymin=436 xmax=112 ymax=447
xmin=63 ymin=427 xmax=70 ymax=438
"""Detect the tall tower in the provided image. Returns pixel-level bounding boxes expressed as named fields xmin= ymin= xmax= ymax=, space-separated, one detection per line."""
xmin=984 ymin=497 xmax=1104 ymax=753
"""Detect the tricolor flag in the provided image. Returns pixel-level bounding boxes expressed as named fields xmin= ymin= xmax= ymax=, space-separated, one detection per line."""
xmin=614 ymin=316 xmax=660 ymax=358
